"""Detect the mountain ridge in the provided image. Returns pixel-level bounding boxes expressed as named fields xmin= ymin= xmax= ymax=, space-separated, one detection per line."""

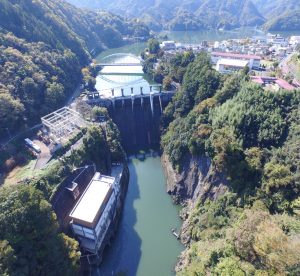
xmin=66 ymin=0 xmax=265 ymax=31
xmin=66 ymin=0 xmax=300 ymax=32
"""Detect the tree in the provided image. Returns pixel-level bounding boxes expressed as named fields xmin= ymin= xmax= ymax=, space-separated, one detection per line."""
xmin=234 ymin=210 xmax=270 ymax=262
xmin=147 ymin=38 xmax=160 ymax=54
xmin=83 ymin=126 xmax=111 ymax=172
xmin=254 ymin=220 xmax=300 ymax=274
xmin=45 ymin=82 xmax=65 ymax=109
xmin=214 ymin=257 xmax=246 ymax=276
xmin=0 ymin=92 xmax=24 ymax=136
xmin=92 ymin=106 xmax=109 ymax=119
xmin=0 ymin=185 xmax=80 ymax=275
xmin=82 ymin=67 xmax=96 ymax=90
xmin=215 ymin=75 xmax=241 ymax=104
xmin=182 ymin=53 xmax=221 ymax=107
xmin=163 ymin=76 xmax=173 ymax=91
xmin=0 ymin=240 xmax=16 ymax=276
xmin=262 ymin=162 xmax=293 ymax=194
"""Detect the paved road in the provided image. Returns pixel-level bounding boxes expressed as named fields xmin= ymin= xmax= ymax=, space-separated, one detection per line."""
xmin=67 ymin=84 xmax=82 ymax=106
xmin=0 ymin=124 xmax=42 ymax=148
xmin=279 ymin=52 xmax=296 ymax=76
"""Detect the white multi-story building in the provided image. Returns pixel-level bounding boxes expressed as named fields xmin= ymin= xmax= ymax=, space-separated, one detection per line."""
xmin=211 ymin=52 xmax=261 ymax=70
xmin=216 ymin=59 xmax=249 ymax=74
xmin=69 ymin=172 xmax=120 ymax=254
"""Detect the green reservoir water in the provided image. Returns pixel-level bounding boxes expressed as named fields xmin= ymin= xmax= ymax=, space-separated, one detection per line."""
xmin=159 ymin=28 xmax=265 ymax=43
xmin=159 ymin=28 xmax=300 ymax=43
xmin=96 ymin=156 xmax=183 ymax=276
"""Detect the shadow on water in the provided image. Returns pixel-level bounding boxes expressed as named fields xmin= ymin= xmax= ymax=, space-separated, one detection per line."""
xmin=96 ymin=159 xmax=141 ymax=276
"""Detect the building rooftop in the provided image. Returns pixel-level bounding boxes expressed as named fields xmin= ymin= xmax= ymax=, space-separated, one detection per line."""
xmin=218 ymin=58 xmax=249 ymax=68
xmin=251 ymin=76 xmax=296 ymax=91
xmin=69 ymin=172 xmax=115 ymax=227
xmin=274 ymin=79 xmax=295 ymax=91
xmin=212 ymin=51 xmax=261 ymax=60
xmin=162 ymin=41 xmax=175 ymax=45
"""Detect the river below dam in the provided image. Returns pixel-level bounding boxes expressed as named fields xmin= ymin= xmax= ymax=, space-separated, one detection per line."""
xmin=93 ymin=47 xmax=183 ymax=275
xmin=95 ymin=156 xmax=183 ymax=276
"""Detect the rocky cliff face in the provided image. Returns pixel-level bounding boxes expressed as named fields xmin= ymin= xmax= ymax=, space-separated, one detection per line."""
xmin=161 ymin=153 xmax=229 ymax=244
xmin=162 ymin=153 xmax=228 ymax=205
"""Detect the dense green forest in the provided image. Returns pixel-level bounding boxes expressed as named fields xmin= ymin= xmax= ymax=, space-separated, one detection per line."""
xmin=0 ymin=0 xmax=149 ymax=138
xmin=67 ymin=0 xmax=265 ymax=31
xmin=161 ymin=53 xmax=300 ymax=274
xmin=0 ymin=185 xmax=80 ymax=275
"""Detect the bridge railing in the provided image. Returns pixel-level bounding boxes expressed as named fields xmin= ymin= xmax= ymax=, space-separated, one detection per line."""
xmin=85 ymin=85 xmax=176 ymax=102
xmin=96 ymin=53 xmax=143 ymax=67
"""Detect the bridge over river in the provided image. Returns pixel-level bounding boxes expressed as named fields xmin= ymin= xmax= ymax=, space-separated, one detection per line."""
xmin=90 ymin=53 xmax=176 ymax=115
xmin=95 ymin=53 xmax=143 ymax=67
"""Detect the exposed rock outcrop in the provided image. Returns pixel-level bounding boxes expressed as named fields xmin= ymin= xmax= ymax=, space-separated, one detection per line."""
xmin=161 ymin=153 xmax=229 ymax=244
xmin=162 ymin=153 xmax=228 ymax=205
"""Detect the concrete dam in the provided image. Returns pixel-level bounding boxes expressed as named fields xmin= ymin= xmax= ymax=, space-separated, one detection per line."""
xmin=91 ymin=53 xmax=175 ymax=152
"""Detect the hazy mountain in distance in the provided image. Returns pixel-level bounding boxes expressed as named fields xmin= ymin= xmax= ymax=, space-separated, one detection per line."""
xmin=264 ymin=10 xmax=300 ymax=32
xmin=66 ymin=0 xmax=265 ymax=31
xmin=252 ymin=0 xmax=300 ymax=31
xmin=252 ymin=0 xmax=300 ymax=19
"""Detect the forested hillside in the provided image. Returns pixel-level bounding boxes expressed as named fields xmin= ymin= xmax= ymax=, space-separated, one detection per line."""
xmin=67 ymin=0 xmax=265 ymax=31
xmin=252 ymin=0 xmax=300 ymax=19
xmin=161 ymin=54 xmax=300 ymax=274
xmin=0 ymin=0 xmax=149 ymax=138
xmin=249 ymin=0 xmax=300 ymax=31
xmin=264 ymin=10 xmax=300 ymax=32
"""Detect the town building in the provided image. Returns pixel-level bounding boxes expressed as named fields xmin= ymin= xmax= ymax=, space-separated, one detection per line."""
xmin=267 ymin=34 xmax=288 ymax=47
xmin=216 ymin=58 xmax=249 ymax=74
xmin=290 ymin=36 xmax=300 ymax=47
xmin=69 ymin=172 xmax=120 ymax=254
xmin=160 ymin=41 xmax=176 ymax=51
xmin=251 ymin=76 xmax=296 ymax=91
xmin=211 ymin=52 xmax=261 ymax=70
